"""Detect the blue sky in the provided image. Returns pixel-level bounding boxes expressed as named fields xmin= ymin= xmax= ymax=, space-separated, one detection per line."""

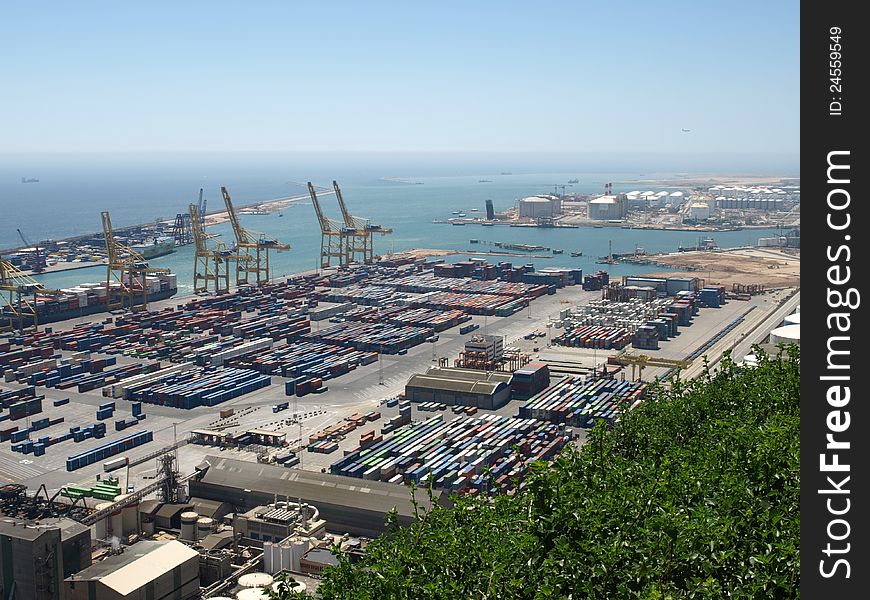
xmin=1 ymin=1 xmax=799 ymax=158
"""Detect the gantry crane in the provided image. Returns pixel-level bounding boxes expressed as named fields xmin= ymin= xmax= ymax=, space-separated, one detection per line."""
xmin=0 ymin=257 xmax=60 ymax=333
xmin=190 ymin=203 xmax=231 ymax=294
xmin=308 ymin=182 xmax=346 ymax=269
xmin=101 ymin=211 xmax=170 ymax=312
xmin=221 ymin=186 xmax=290 ymax=285
xmin=16 ymin=229 xmax=45 ymax=273
xmin=611 ymin=352 xmax=692 ymax=381
xmin=333 ymin=180 xmax=393 ymax=264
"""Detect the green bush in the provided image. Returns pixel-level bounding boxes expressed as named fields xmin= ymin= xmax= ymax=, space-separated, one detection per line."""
xmin=274 ymin=347 xmax=800 ymax=599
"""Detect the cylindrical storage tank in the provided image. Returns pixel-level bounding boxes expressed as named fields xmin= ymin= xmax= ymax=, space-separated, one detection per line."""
xmin=271 ymin=543 xmax=281 ymax=574
xmin=142 ymin=519 xmax=155 ymax=536
xmin=263 ymin=541 xmax=273 ymax=574
xmin=121 ymin=497 xmax=138 ymax=536
xmin=769 ymin=324 xmax=800 ymax=346
xmin=180 ymin=511 xmax=199 ymax=542
xmin=238 ymin=573 xmax=274 ymax=589
xmin=280 ymin=543 xmax=292 ymax=572
xmin=110 ymin=508 xmax=123 ymax=539
xmin=236 ymin=589 xmax=269 ymax=600
xmin=271 ymin=580 xmax=306 ymax=595
xmin=93 ymin=502 xmax=112 ymax=540
xmin=196 ymin=517 xmax=215 ymax=539
xmin=783 ymin=313 xmax=800 ymax=326
xmin=291 ymin=537 xmax=308 ymax=572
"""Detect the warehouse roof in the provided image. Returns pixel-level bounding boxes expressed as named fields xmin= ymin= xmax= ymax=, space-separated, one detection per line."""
xmin=406 ymin=374 xmax=506 ymax=395
xmin=423 ymin=367 xmax=512 ymax=384
xmin=193 ymin=456 xmax=445 ymax=519
xmin=189 ymin=497 xmax=233 ymax=520
xmin=155 ymin=503 xmax=192 ymax=520
xmin=66 ymin=540 xmax=198 ymax=594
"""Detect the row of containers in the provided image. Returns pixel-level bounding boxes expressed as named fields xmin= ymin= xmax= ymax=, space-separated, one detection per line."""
xmin=518 ymin=376 xmax=648 ymax=427
xmin=118 ymin=364 xmax=272 ymax=409
xmin=62 ymin=477 xmax=122 ymax=501
xmin=9 ymin=421 xmax=108 ymax=455
xmin=66 ymin=429 xmax=153 ymax=471
xmin=330 ymin=414 xmax=567 ymax=495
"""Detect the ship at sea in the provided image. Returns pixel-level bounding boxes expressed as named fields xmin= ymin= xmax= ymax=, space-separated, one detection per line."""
xmin=21 ymin=177 xmax=39 ymax=184
xmin=130 ymin=236 xmax=176 ymax=259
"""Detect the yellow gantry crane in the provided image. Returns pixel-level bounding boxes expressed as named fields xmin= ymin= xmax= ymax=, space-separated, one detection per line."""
xmin=101 ymin=211 xmax=169 ymax=312
xmin=221 ymin=186 xmax=290 ymax=285
xmin=333 ymin=180 xmax=393 ymax=264
xmin=0 ymin=257 xmax=60 ymax=333
xmin=611 ymin=352 xmax=692 ymax=381
xmin=308 ymin=182 xmax=346 ymax=269
xmin=189 ymin=203 xmax=231 ymax=294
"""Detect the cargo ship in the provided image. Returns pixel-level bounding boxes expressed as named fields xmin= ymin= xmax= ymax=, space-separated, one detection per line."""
xmin=0 ymin=272 xmax=178 ymax=327
xmin=130 ymin=236 xmax=176 ymax=259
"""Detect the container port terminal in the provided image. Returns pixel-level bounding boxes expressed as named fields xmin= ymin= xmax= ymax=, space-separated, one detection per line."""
xmin=0 ymin=181 xmax=799 ymax=599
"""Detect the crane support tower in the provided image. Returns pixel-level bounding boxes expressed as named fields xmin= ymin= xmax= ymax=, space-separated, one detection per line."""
xmin=333 ymin=180 xmax=393 ymax=264
xmin=308 ymin=182 xmax=345 ymax=269
xmin=221 ymin=186 xmax=290 ymax=285
xmin=0 ymin=257 xmax=61 ymax=333
xmin=16 ymin=229 xmax=44 ymax=273
xmin=190 ymin=203 xmax=232 ymax=294
xmin=101 ymin=211 xmax=170 ymax=312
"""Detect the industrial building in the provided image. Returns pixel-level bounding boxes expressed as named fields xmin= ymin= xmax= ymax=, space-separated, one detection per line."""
xmin=299 ymin=547 xmax=340 ymax=576
xmin=65 ymin=540 xmax=200 ymax=600
xmin=518 ymin=195 xmax=561 ymax=219
xmin=405 ymin=366 xmax=513 ymax=410
xmin=587 ymin=195 xmax=627 ymax=220
xmin=235 ymin=502 xmax=327 ymax=544
xmin=188 ymin=456 xmax=449 ymax=538
xmin=0 ymin=518 xmax=66 ymax=600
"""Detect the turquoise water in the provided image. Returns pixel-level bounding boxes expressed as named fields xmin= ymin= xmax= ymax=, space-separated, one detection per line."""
xmin=0 ymin=155 xmax=786 ymax=293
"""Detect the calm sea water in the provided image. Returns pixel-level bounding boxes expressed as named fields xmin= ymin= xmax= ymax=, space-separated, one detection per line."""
xmin=0 ymin=153 xmax=789 ymax=293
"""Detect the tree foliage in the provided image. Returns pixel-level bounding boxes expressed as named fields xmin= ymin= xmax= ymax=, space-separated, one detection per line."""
xmin=275 ymin=347 xmax=800 ymax=599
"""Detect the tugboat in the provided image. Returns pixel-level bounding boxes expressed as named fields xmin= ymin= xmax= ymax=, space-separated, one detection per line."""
xmin=552 ymin=249 xmax=564 ymax=254
xmin=570 ymin=251 xmax=583 ymax=257
xmin=568 ymin=178 xmax=579 ymax=184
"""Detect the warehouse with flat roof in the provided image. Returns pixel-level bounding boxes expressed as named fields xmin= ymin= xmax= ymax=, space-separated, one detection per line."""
xmin=405 ymin=366 xmax=513 ymax=409
xmin=188 ymin=456 xmax=450 ymax=538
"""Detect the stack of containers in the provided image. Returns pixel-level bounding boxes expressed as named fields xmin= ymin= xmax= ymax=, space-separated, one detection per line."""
xmin=519 ymin=376 xmax=647 ymax=427
xmin=66 ymin=430 xmax=153 ymax=471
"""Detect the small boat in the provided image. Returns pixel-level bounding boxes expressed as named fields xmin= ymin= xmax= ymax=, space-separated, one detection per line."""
xmin=457 ymin=213 xmax=466 ymax=217
xmin=451 ymin=221 xmax=466 ymax=226
xmin=481 ymin=222 xmax=495 ymax=226
xmin=278 ymin=213 xmax=284 ymax=217
xmin=568 ymin=178 xmax=579 ymax=184
xmin=470 ymin=239 xmax=480 ymax=244
xmin=570 ymin=251 xmax=583 ymax=257
xmin=470 ymin=208 xmax=479 ymax=212
xmin=478 ymin=179 xmax=492 ymax=183
xmin=552 ymin=249 xmax=564 ymax=254
xmin=452 ymin=210 xmax=462 ymax=215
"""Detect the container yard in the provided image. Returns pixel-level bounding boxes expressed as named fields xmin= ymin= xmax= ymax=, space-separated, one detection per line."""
xmin=518 ymin=376 xmax=648 ymax=427
xmin=330 ymin=413 xmax=567 ymax=495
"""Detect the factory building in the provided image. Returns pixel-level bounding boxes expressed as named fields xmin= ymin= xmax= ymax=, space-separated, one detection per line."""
xmin=518 ymin=195 xmax=561 ymax=219
xmin=0 ymin=518 xmax=66 ymax=600
xmin=464 ymin=335 xmax=504 ymax=364
xmin=188 ymin=457 xmax=450 ymax=538
xmin=587 ymin=195 xmax=627 ymax=220
xmin=405 ymin=367 xmax=513 ymax=410
xmin=299 ymin=547 xmax=340 ymax=576
xmin=65 ymin=540 xmax=200 ymax=600
xmin=235 ymin=502 xmax=327 ymax=544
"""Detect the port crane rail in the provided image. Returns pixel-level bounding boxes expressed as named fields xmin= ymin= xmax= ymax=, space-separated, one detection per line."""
xmin=221 ymin=186 xmax=290 ymax=285
xmin=189 ymin=203 xmax=232 ymax=294
xmin=101 ymin=211 xmax=170 ymax=312
xmin=333 ymin=180 xmax=393 ymax=264
xmin=308 ymin=182 xmax=346 ymax=268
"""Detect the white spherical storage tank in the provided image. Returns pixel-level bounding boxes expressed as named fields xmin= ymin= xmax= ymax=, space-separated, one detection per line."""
xmin=783 ymin=313 xmax=800 ymax=326
xmin=272 ymin=580 xmax=306 ymax=594
xmin=769 ymin=324 xmax=800 ymax=346
xmin=238 ymin=573 xmax=274 ymax=589
xmin=236 ymin=589 xmax=269 ymax=600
